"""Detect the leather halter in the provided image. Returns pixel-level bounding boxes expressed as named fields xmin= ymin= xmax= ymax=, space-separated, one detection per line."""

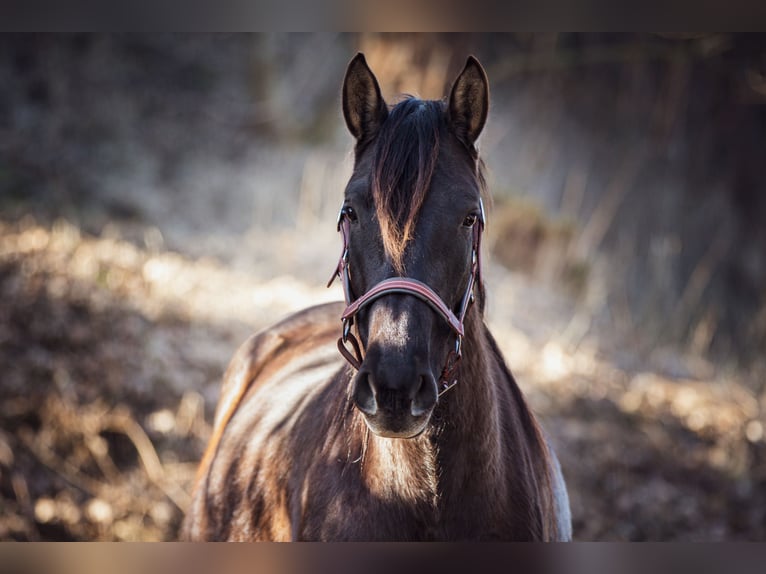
xmin=327 ymin=199 xmax=485 ymax=395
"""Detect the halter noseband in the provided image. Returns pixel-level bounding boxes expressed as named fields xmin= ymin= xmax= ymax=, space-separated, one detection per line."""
xmin=327 ymin=199 xmax=485 ymax=395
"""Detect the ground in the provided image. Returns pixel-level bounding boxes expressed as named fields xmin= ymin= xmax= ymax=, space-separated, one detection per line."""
xmin=0 ymin=218 xmax=764 ymax=541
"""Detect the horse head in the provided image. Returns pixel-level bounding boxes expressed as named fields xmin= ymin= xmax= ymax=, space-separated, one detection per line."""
xmin=335 ymin=53 xmax=489 ymax=438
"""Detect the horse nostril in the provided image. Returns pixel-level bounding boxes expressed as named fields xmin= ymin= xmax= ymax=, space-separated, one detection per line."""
xmin=353 ymin=371 xmax=378 ymax=416
xmin=411 ymin=373 xmax=437 ymax=417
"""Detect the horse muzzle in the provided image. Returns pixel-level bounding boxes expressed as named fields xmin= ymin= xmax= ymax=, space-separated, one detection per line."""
xmin=352 ymin=362 xmax=438 ymax=439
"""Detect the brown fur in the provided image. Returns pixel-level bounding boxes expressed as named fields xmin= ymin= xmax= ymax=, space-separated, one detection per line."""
xmin=182 ymin=302 xmax=559 ymax=540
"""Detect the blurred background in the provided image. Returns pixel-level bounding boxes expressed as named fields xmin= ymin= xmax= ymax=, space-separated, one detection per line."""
xmin=0 ymin=33 xmax=764 ymax=541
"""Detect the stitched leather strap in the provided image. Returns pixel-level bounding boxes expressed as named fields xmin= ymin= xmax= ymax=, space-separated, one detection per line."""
xmin=341 ymin=277 xmax=465 ymax=337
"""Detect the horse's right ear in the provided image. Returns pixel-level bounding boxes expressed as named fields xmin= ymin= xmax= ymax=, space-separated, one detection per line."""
xmin=342 ymin=53 xmax=388 ymax=143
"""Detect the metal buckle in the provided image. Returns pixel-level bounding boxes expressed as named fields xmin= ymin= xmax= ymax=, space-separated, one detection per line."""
xmin=439 ymin=379 xmax=458 ymax=396
xmin=342 ymin=318 xmax=352 ymax=342
xmin=454 ymin=335 xmax=462 ymax=358
xmin=336 ymin=204 xmax=345 ymax=230
xmin=478 ymin=197 xmax=486 ymax=227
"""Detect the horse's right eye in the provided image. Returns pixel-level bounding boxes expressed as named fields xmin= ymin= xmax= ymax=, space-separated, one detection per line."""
xmin=344 ymin=206 xmax=358 ymax=222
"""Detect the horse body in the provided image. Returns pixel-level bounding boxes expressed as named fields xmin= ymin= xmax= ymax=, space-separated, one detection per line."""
xmin=183 ymin=302 xmax=570 ymax=541
xmin=183 ymin=54 xmax=572 ymax=541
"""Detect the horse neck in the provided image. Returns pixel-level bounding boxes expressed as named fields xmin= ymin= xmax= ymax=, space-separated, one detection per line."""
xmin=431 ymin=308 xmax=508 ymax=493
xmin=356 ymin=306 xmax=555 ymax=539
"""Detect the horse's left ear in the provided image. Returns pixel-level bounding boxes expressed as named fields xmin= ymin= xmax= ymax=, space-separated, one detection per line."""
xmin=447 ymin=56 xmax=489 ymax=148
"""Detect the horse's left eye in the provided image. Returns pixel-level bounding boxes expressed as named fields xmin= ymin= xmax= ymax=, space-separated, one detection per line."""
xmin=462 ymin=214 xmax=478 ymax=228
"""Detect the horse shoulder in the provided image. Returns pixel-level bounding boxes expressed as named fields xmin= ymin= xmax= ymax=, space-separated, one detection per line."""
xmin=182 ymin=302 xmax=344 ymax=540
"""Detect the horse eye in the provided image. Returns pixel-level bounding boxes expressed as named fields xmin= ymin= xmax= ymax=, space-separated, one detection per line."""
xmin=462 ymin=213 xmax=478 ymax=228
xmin=344 ymin=206 xmax=358 ymax=222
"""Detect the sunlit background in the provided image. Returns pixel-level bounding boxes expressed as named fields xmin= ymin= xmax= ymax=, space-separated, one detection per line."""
xmin=0 ymin=33 xmax=764 ymax=541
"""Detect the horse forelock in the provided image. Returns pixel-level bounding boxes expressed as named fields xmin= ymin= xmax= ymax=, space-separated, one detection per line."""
xmin=370 ymin=98 xmax=443 ymax=273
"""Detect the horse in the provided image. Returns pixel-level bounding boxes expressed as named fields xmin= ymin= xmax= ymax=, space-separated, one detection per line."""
xmin=181 ymin=53 xmax=572 ymax=541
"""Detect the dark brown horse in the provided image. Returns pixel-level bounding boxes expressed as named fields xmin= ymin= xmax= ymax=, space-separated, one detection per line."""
xmin=182 ymin=54 xmax=571 ymax=541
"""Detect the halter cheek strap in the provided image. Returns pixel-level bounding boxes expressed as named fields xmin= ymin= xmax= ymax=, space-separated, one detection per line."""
xmin=328 ymin=201 xmax=485 ymax=396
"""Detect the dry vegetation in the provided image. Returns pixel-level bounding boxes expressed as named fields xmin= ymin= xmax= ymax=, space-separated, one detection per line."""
xmin=1 ymin=218 xmax=763 ymax=541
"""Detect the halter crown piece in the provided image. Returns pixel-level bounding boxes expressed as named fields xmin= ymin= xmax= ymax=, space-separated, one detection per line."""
xmin=327 ymin=199 xmax=485 ymax=396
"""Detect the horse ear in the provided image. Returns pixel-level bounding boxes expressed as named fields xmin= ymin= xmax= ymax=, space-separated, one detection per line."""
xmin=342 ymin=53 xmax=388 ymax=142
xmin=448 ymin=56 xmax=489 ymax=148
